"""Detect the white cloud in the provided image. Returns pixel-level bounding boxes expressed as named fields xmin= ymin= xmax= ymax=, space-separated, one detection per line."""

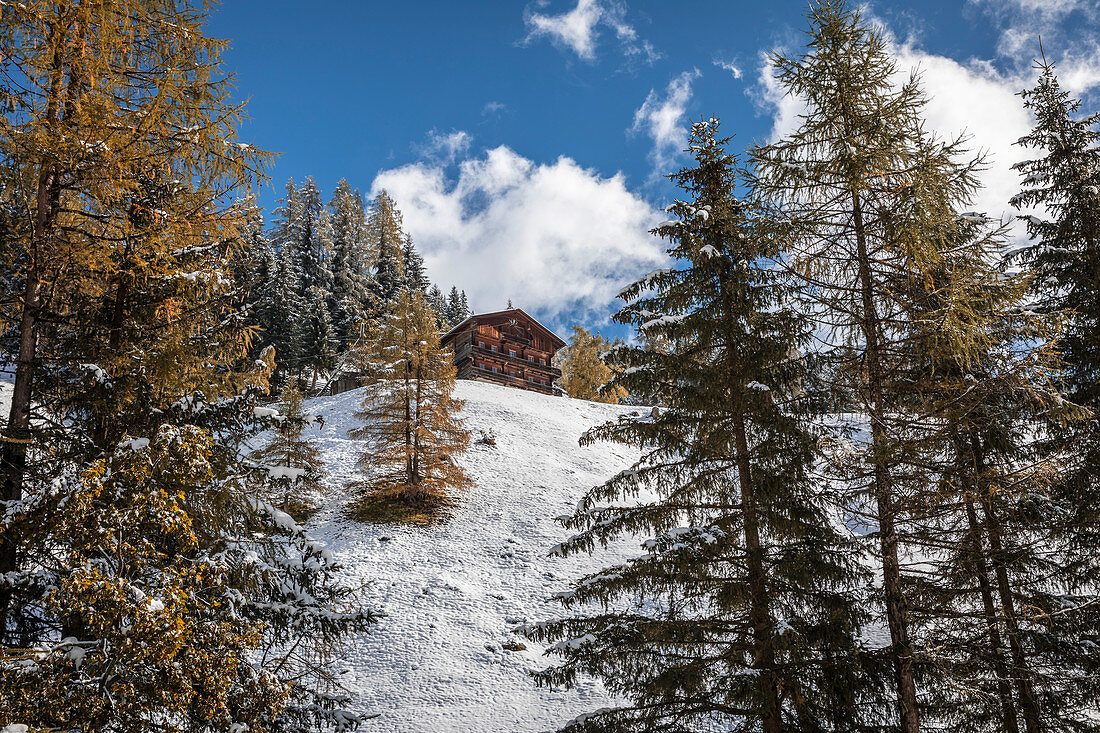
xmin=523 ymin=0 xmax=660 ymax=64
xmin=969 ymin=0 xmax=1093 ymax=57
xmin=481 ymin=101 xmax=507 ymax=117
xmin=713 ymin=56 xmax=743 ymax=79
xmin=371 ymin=145 xmax=665 ymax=328
xmin=631 ymin=69 xmax=701 ymax=177
xmin=752 ymin=10 xmax=1100 ymax=239
xmin=415 ymin=129 xmax=472 ymax=164
xmin=892 ymin=46 xmax=1033 ymax=223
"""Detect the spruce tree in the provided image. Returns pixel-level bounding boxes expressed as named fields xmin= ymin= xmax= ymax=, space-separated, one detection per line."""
xmin=252 ymin=383 xmax=327 ymax=520
xmin=426 ymin=284 xmax=448 ymax=328
xmin=445 ymin=286 xmax=465 ymax=326
xmin=349 ymin=289 xmax=470 ymax=507
xmin=300 ymin=288 xmax=339 ymax=390
xmin=529 ymin=119 xmax=879 ymax=733
xmin=328 ymin=179 xmax=374 ymax=349
xmin=264 ymin=244 xmax=307 ymax=381
xmin=295 ymin=177 xmax=335 ymax=298
xmin=402 ymin=234 xmax=430 ymax=292
xmin=366 ymin=189 xmax=406 ymax=306
xmin=888 ymin=194 xmax=1080 ymax=732
xmin=999 ymin=57 xmax=1100 ymax=732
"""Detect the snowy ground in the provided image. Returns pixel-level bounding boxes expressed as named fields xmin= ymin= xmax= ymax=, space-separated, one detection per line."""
xmin=304 ymin=380 xmax=646 ymax=733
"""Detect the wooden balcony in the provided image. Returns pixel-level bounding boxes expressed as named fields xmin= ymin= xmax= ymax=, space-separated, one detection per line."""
xmin=457 ymin=364 xmax=557 ymax=394
xmin=453 ymin=343 xmax=561 ymax=378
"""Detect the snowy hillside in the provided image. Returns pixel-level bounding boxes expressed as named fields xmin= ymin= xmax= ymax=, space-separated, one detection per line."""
xmin=304 ymin=380 xmax=646 ymax=733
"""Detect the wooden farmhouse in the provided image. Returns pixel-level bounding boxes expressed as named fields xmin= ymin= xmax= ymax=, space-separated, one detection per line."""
xmin=440 ymin=308 xmax=565 ymax=395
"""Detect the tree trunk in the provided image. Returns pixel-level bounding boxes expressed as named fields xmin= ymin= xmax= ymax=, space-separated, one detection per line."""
xmin=413 ymin=358 xmax=422 ymax=491
xmin=720 ymin=259 xmax=783 ymax=733
xmin=964 ymin=496 xmax=1020 ymax=733
xmin=969 ymin=429 xmax=1042 ymax=733
xmin=851 ymin=189 xmax=921 ymax=733
xmin=0 ymin=12 xmax=69 ymax=642
xmin=950 ymin=426 xmax=1020 ymax=732
xmin=92 ymin=275 xmax=130 ymax=449
xmin=733 ymin=410 xmax=783 ymax=733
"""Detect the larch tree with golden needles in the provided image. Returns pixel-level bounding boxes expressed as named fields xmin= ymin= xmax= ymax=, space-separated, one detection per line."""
xmin=0 ymin=2 xmax=376 ymax=730
xmin=0 ymin=0 xmax=272 ymax=633
xmin=556 ymin=326 xmax=628 ymax=404
xmin=350 ymin=289 xmax=470 ymax=510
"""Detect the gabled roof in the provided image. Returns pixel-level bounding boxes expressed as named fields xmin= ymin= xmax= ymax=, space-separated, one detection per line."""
xmin=440 ymin=308 xmax=566 ymax=350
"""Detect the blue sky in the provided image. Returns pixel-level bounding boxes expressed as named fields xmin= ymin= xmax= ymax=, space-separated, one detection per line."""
xmin=207 ymin=0 xmax=1100 ymax=338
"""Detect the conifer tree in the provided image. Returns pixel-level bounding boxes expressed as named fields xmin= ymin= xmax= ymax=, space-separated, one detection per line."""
xmin=300 ymin=288 xmax=339 ymax=390
xmin=556 ymin=326 xmax=626 ymax=403
xmin=295 ymin=177 xmax=335 ymax=298
xmin=349 ymin=290 xmax=470 ymax=507
xmin=273 ymin=178 xmax=302 ymax=257
xmin=426 ymin=284 xmax=448 ymax=328
xmin=0 ymin=0 xmax=276 ymax=638
xmin=443 ymin=286 xmax=471 ymax=327
xmin=0 ymin=426 xmax=287 ymax=731
xmin=1011 ymin=59 xmax=1100 ymax=567
xmin=252 ymin=383 xmax=326 ymax=520
xmin=366 ymin=189 xmax=406 ymax=306
xmin=530 ymin=119 xmax=879 ymax=733
xmin=261 ymin=244 xmax=307 ymax=381
xmin=995 ymin=57 xmax=1100 ymax=732
xmin=446 ymin=286 xmax=464 ymax=326
xmin=402 ymin=234 xmax=430 ymax=292
xmin=899 ymin=215 xmax=1097 ymax=732
xmin=328 ymin=179 xmax=374 ymax=348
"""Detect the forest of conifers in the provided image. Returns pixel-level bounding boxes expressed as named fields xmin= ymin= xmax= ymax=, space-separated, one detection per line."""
xmin=1 ymin=1 xmax=1100 ymax=732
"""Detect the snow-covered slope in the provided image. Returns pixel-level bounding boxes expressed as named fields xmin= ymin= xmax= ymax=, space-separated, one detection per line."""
xmin=305 ymin=380 xmax=644 ymax=733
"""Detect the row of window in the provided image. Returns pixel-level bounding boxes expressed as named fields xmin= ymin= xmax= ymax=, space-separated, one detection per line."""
xmin=476 ymin=340 xmax=547 ymax=365
xmin=474 ymin=362 xmax=549 ymax=386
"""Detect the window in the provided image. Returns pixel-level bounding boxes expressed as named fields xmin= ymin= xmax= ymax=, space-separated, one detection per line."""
xmin=527 ymin=355 xmax=534 ymax=362
xmin=527 ymin=376 xmax=534 ymax=382
xmin=491 ymin=345 xmax=498 ymax=352
xmin=478 ymin=341 xmax=486 ymax=348
xmin=509 ymin=349 xmax=516 ymax=357
xmin=539 ymin=358 xmax=546 ymax=365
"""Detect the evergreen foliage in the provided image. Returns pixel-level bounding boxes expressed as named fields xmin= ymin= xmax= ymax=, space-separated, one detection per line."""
xmin=251 ymin=383 xmax=327 ymax=521
xmin=328 ymin=179 xmax=375 ymax=349
xmin=529 ymin=118 xmax=881 ymax=733
xmin=349 ymin=290 xmax=471 ymax=508
xmin=244 ymin=181 xmax=454 ymax=383
xmin=443 ymin=285 xmax=472 ymax=328
xmin=300 ymin=288 xmax=340 ymax=389
xmin=900 ymin=218 xmax=1097 ymax=732
xmin=366 ymin=190 xmax=407 ymax=306
xmin=294 ymin=177 xmax=335 ymax=298
xmin=402 ymin=234 xmax=430 ymax=292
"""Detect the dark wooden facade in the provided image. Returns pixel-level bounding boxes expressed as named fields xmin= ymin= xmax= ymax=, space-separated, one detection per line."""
xmin=440 ymin=308 xmax=565 ymax=395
